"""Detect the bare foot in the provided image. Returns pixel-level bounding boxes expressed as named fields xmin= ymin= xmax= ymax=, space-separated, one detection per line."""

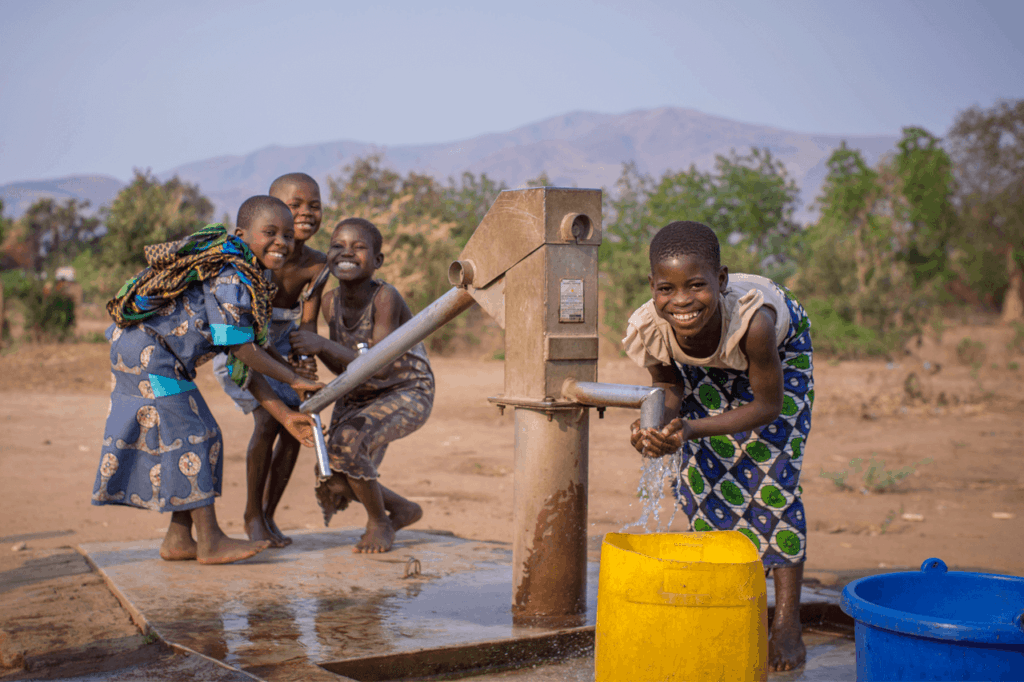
xmin=245 ymin=514 xmax=287 ymax=548
xmin=768 ymin=621 xmax=806 ymax=672
xmin=160 ymin=511 xmax=197 ymax=561
xmin=198 ymin=536 xmax=271 ymax=565
xmin=388 ymin=498 xmax=422 ymax=531
xmin=159 ymin=534 xmax=197 ymax=561
xmin=265 ymin=516 xmax=293 ymax=547
xmin=354 ymin=518 xmax=396 ymax=554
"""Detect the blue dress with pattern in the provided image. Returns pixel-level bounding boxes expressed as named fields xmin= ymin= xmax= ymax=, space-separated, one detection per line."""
xmin=92 ymin=266 xmax=259 ymax=512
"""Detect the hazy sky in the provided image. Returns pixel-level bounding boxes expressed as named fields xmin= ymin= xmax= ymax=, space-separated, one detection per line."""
xmin=1 ymin=0 xmax=1021 ymax=186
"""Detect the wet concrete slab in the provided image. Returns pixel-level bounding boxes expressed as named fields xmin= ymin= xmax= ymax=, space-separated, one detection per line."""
xmin=79 ymin=529 xmax=853 ymax=681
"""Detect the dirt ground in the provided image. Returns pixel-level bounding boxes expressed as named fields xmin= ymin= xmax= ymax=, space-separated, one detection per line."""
xmin=1 ymin=314 xmax=1023 ymax=677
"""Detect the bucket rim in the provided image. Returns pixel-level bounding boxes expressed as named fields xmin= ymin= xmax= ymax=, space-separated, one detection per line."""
xmin=839 ymin=565 xmax=1024 ymax=645
xmin=600 ymin=530 xmax=762 ymax=565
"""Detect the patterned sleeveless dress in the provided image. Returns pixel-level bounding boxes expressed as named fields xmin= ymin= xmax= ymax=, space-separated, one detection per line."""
xmin=623 ymin=274 xmax=814 ymax=568
xmin=314 ymin=280 xmax=434 ymax=525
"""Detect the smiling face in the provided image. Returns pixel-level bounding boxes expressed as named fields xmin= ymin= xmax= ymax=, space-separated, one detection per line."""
xmin=273 ymin=180 xmax=322 ymax=242
xmin=236 ymin=206 xmax=295 ymax=271
xmin=327 ymin=223 xmax=382 ymax=282
xmin=650 ymin=253 xmax=728 ymax=348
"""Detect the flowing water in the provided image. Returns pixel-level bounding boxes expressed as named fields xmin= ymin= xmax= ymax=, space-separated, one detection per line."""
xmin=621 ymin=450 xmax=687 ymax=533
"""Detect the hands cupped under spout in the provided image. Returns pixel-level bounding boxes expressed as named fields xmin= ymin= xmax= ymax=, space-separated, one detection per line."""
xmin=630 ymin=417 xmax=692 ymax=458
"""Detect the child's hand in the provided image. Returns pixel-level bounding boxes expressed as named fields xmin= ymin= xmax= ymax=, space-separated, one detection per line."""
xmin=280 ymin=411 xmax=318 ymax=448
xmin=630 ymin=419 xmax=664 ymax=457
xmin=631 ymin=418 xmax=691 ymax=458
xmin=290 ymin=376 xmax=325 ymax=394
xmin=288 ymin=354 xmax=319 ymax=381
xmin=289 ymin=330 xmax=325 ymax=357
xmin=630 ymin=419 xmax=646 ymax=454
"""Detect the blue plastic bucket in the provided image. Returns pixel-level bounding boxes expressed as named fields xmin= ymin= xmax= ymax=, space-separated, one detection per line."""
xmin=840 ymin=558 xmax=1024 ymax=681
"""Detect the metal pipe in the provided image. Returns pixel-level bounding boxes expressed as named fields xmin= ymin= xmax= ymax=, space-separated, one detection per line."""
xmin=561 ymin=378 xmax=666 ymax=430
xmin=512 ymin=406 xmax=588 ymax=627
xmin=300 ymin=287 xmax=476 ymax=414
xmin=297 ymin=354 xmax=332 ymax=480
xmin=310 ymin=413 xmax=331 ymax=480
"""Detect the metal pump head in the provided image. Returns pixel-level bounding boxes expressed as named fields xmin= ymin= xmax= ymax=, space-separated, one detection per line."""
xmin=449 ymin=187 xmax=603 ymax=403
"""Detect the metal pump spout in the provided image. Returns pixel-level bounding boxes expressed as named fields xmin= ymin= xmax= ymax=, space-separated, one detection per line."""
xmin=561 ymin=378 xmax=666 ymax=430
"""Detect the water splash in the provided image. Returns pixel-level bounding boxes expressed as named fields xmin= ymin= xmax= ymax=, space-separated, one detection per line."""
xmin=621 ymin=449 xmax=686 ymax=534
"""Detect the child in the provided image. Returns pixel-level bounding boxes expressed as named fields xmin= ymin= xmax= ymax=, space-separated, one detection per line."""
xmin=213 ymin=173 xmax=328 ymax=547
xmin=93 ymin=196 xmax=323 ymax=565
xmin=289 ymin=217 xmax=430 ymax=554
xmin=624 ymin=221 xmax=813 ymax=672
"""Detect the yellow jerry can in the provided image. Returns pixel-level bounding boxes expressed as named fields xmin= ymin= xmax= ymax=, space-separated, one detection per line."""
xmin=595 ymin=531 xmax=768 ymax=681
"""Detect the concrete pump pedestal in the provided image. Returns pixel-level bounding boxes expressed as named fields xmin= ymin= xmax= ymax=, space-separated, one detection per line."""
xmin=79 ymin=528 xmax=853 ymax=681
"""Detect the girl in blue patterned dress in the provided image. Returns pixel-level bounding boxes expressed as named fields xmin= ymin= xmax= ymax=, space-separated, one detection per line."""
xmin=624 ymin=221 xmax=813 ymax=672
xmin=93 ymin=196 xmax=322 ymax=565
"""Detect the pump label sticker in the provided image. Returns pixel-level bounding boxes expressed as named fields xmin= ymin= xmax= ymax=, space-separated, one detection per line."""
xmin=559 ymin=279 xmax=584 ymax=323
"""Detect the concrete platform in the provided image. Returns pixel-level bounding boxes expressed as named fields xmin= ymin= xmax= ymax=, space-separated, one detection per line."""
xmin=79 ymin=529 xmax=854 ymax=681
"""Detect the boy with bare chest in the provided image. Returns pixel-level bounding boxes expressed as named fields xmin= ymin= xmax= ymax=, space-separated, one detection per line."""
xmin=213 ymin=173 xmax=328 ymax=546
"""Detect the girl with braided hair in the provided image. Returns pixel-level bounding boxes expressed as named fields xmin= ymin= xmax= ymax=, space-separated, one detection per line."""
xmin=93 ymin=196 xmax=323 ymax=565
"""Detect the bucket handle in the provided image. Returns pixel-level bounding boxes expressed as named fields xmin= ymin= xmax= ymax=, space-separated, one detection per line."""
xmin=920 ymin=557 xmax=947 ymax=573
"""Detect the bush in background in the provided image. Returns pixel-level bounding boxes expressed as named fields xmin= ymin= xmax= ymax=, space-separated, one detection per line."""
xmin=1 ymin=271 xmax=76 ymax=342
xmin=800 ymin=298 xmax=903 ymax=358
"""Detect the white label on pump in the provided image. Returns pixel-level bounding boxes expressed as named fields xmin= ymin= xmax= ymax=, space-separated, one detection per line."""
xmin=559 ymin=279 xmax=584 ymax=323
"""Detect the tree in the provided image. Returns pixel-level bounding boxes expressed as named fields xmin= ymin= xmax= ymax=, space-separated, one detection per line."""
xmin=647 ymin=148 xmax=801 ymax=276
xmin=801 ymin=144 xmax=881 ymax=327
xmin=21 ymin=197 xmax=100 ymax=272
xmin=948 ymin=99 xmax=1024 ymax=320
xmin=0 ymin=199 xmax=10 ymax=247
xmin=327 ymin=154 xmax=441 ymax=223
xmin=442 ymin=171 xmax=507 ymax=248
xmin=98 ymin=170 xmax=213 ymax=275
xmin=320 ymin=156 xmax=457 ymax=319
xmin=891 ymin=127 xmax=957 ymax=288
xmin=70 ymin=170 xmax=212 ymax=301
xmin=525 ymin=171 xmax=552 ymax=188
xmin=599 ymin=161 xmax=656 ymax=339
xmin=798 ymin=128 xmax=958 ymax=339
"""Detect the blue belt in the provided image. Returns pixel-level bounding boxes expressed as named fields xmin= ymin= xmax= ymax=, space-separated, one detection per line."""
xmin=211 ymin=323 xmax=255 ymax=346
xmin=149 ymin=373 xmax=198 ymax=397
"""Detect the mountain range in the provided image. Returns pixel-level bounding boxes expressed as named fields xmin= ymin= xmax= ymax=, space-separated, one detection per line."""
xmin=1 ymin=107 xmax=899 ymax=225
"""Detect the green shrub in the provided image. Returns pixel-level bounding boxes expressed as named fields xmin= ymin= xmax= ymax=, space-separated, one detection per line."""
xmin=2 ymin=271 xmax=77 ymax=342
xmin=25 ymin=287 xmax=76 ymax=342
xmin=820 ymin=456 xmax=932 ymax=493
xmin=80 ymin=330 xmax=107 ymax=344
xmin=71 ymin=249 xmax=133 ymax=305
xmin=801 ymin=298 xmax=902 ymax=358
xmin=955 ymin=337 xmax=986 ymax=366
